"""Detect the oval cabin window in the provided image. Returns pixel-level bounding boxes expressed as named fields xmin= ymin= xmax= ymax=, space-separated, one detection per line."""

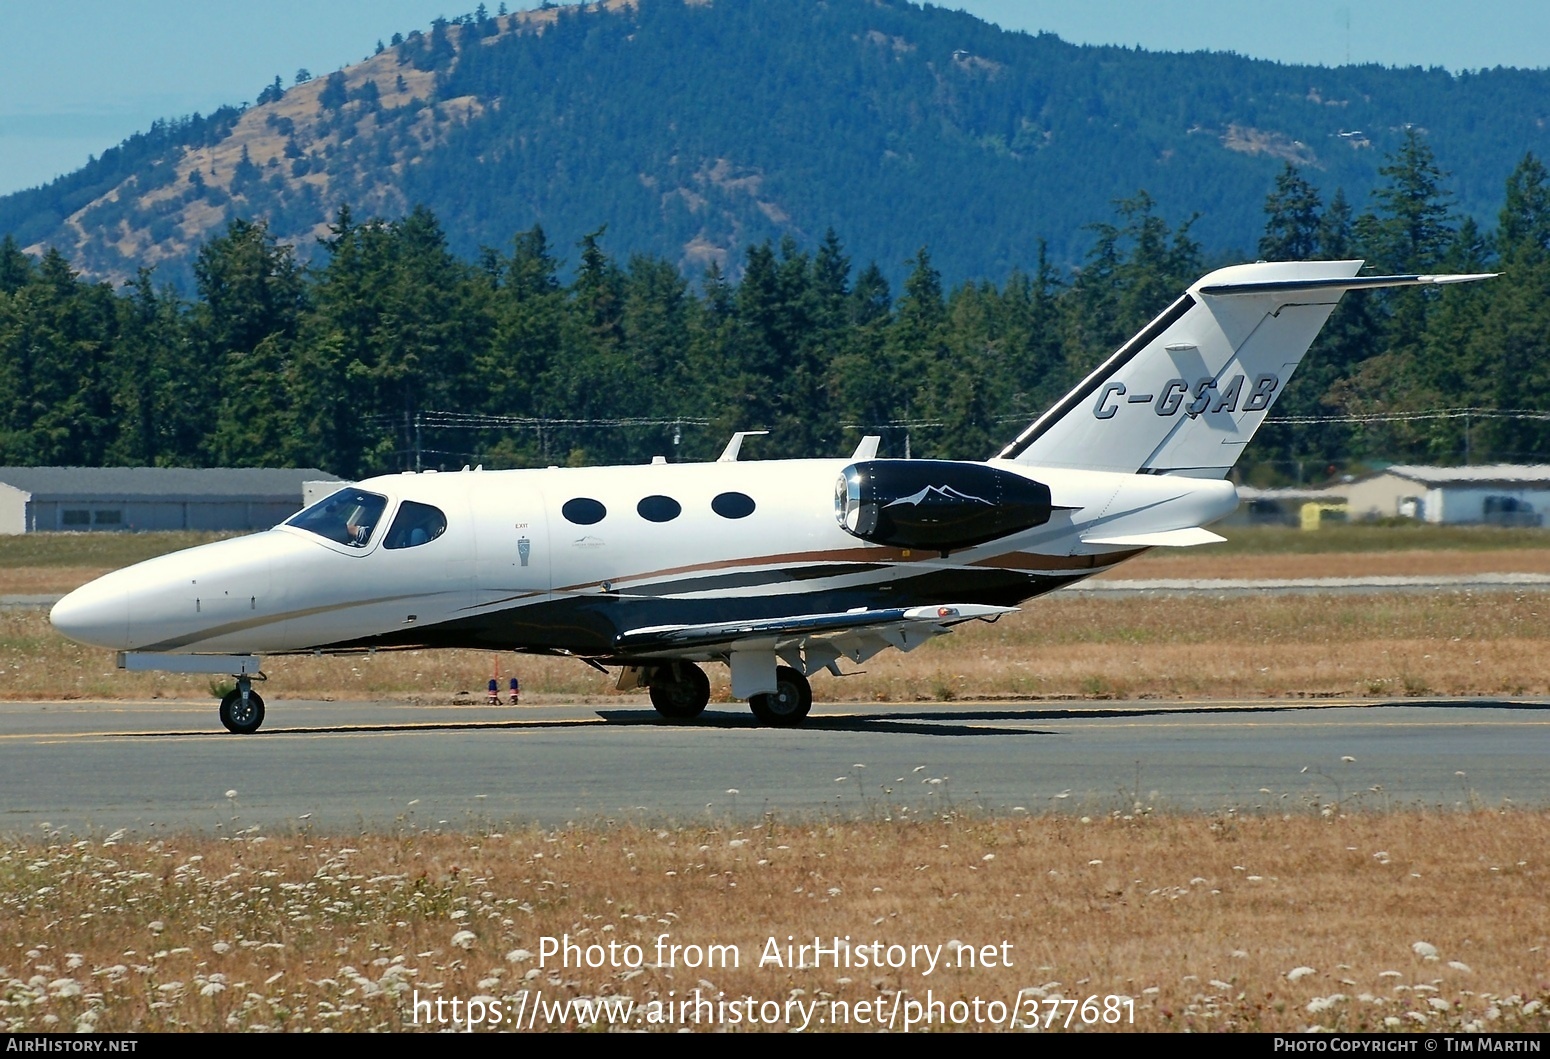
xmin=637 ymin=495 xmax=682 ymax=523
xmin=383 ymin=501 xmax=448 ymax=550
xmin=562 ymin=498 xmax=607 ymax=525
xmin=711 ymin=492 xmax=757 ymax=519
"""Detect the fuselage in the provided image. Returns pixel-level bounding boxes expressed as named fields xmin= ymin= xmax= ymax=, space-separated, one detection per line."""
xmin=49 ymin=458 xmax=1237 ymax=660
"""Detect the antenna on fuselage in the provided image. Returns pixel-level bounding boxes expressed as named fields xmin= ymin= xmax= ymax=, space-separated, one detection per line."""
xmin=718 ymin=430 xmax=769 ymax=462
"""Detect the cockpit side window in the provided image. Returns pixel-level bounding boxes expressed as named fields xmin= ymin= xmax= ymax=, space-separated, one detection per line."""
xmin=286 ymin=488 xmax=389 ymax=547
xmin=383 ymin=501 xmax=448 ymax=550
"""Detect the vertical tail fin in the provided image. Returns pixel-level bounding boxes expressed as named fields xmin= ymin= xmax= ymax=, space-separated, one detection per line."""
xmin=994 ymin=261 xmax=1494 ymax=477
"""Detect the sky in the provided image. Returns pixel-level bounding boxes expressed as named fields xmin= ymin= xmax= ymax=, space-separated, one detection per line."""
xmin=1 ymin=1 xmax=1548 ymax=198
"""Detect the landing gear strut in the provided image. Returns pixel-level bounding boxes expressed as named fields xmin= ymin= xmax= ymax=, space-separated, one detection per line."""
xmin=219 ymin=675 xmax=265 ymax=734
xmin=648 ymin=662 xmax=711 ymax=720
xmin=749 ymin=665 xmax=811 ymax=727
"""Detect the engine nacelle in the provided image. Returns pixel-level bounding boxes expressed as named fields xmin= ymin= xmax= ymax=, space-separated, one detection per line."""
xmin=834 ymin=460 xmax=1053 ymax=551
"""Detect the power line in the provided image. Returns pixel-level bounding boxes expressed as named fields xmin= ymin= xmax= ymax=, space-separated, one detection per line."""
xmin=367 ymin=411 xmax=712 ymax=430
xmin=1265 ymin=408 xmax=1550 ymax=425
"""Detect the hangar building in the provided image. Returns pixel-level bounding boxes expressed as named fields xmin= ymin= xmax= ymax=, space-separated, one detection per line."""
xmin=0 ymin=467 xmax=341 ymax=534
xmin=1341 ymin=464 xmax=1550 ymax=526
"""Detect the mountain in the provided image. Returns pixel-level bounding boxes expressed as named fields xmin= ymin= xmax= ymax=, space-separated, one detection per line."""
xmin=5 ymin=0 xmax=1550 ymax=287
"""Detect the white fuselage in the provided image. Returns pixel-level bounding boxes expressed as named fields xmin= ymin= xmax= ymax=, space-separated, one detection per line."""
xmin=50 ymin=458 xmax=1237 ymax=659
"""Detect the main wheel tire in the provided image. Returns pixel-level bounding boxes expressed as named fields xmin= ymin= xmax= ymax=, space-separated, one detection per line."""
xmin=219 ymin=688 xmax=265 ymax=734
xmin=649 ymin=663 xmax=710 ymax=720
xmin=748 ymin=665 xmax=812 ymax=726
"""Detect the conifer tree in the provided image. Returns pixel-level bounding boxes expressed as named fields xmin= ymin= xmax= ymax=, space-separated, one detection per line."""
xmin=1259 ymin=164 xmax=1323 ymax=261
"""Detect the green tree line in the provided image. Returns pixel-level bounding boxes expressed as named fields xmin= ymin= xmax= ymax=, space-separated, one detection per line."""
xmin=2 ymin=133 xmax=1547 ymax=482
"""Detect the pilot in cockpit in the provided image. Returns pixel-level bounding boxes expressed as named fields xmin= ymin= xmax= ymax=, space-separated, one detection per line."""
xmin=344 ymin=505 xmax=377 ymax=546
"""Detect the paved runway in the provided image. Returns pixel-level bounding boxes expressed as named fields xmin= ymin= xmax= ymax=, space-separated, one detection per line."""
xmin=1 ymin=696 xmax=1546 ymax=835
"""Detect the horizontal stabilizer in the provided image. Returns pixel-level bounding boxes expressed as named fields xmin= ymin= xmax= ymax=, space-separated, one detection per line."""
xmin=1082 ymin=527 xmax=1227 ymax=547
xmin=1199 ymin=272 xmax=1498 ymax=296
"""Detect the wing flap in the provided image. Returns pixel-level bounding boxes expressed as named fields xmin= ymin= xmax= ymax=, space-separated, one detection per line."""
xmin=614 ymin=603 xmax=1015 ymax=657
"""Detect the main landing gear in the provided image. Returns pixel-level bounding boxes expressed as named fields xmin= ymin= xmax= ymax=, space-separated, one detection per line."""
xmin=647 ymin=662 xmax=711 ymax=720
xmin=749 ymin=665 xmax=812 ymax=726
xmin=643 ymin=662 xmax=813 ymax=726
xmin=219 ymin=674 xmax=265 ymax=734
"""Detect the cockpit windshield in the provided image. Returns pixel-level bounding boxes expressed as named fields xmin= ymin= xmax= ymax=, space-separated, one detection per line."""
xmin=286 ymin=488 xmax=389 ymax=547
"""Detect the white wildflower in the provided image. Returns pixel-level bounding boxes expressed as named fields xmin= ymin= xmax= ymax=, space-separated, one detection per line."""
xmin=1286 ymin=966 xmax=1316 ymax=982
xmin=1412 ymin=941 xmax=1439 ymax=960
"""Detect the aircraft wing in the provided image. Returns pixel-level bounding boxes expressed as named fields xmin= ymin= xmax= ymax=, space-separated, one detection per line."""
xmin=613 ymin=603 xmax=1015 ymax=672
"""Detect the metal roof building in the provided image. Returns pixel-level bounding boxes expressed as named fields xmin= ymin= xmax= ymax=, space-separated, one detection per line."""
xmin=0 ymin=467 xmax=341 ymax=534
xmin=1344 ymin=464 xmax=1550 ymax=526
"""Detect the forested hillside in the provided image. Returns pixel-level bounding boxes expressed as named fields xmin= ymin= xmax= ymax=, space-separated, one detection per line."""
xmin=2 ymin=134 xmax=1546 ymax=483
xmin=4 ymin=0 xmax=1550 ymax=289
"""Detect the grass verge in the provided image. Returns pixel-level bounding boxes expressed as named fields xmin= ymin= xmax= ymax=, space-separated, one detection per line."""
xmin=4 ymin=591 xmax=1547 ymax=703
xmin=1 ymin=813 xmax=1546 ymax=1032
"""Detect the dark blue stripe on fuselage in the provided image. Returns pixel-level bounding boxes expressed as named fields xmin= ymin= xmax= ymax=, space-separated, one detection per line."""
xmin=318 ymin=566 xmax=1083 ymax=657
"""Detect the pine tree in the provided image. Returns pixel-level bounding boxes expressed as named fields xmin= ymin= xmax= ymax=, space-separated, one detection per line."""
xmin=1259 ymin=164 xmax=1323 ymax=261
xmin=195 ymin=220 xmax=304 ymax=467
xmin=1472 ymin=154 xmax=1550 ymax=460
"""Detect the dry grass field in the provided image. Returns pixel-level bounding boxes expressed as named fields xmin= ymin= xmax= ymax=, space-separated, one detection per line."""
xmin=1 ymin=814 xmax=1546 ymax=1033
xmin=4 ymin=590 xmax=1546 ymax=704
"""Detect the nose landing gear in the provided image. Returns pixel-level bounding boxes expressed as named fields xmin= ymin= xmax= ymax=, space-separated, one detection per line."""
xmin=219 ymin=675 xmax=266 ymax=734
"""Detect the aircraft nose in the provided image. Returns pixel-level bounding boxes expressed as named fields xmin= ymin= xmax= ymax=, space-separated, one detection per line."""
xmin=50 ymin=579 xmax=130 ymax=650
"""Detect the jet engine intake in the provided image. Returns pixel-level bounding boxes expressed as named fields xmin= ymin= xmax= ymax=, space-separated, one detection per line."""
xmin=835 ymin=460 xmax=1053 ymax=551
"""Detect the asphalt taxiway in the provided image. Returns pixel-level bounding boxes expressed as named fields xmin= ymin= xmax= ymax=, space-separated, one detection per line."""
xmin=1 ymin=697 xmax=1545 ymax=834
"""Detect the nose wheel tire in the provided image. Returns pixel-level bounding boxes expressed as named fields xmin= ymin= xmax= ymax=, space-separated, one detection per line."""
xmin=220 ymin=688 xmax=265 ymax=734
xmin=649 ymin=663 xmax=711 ymax=720
xmin=748 ymin=665 xmax=812 ymax=726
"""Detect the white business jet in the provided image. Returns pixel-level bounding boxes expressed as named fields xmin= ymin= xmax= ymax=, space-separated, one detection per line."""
xmin=50 ymin=260 xmax=1491 ymax=732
